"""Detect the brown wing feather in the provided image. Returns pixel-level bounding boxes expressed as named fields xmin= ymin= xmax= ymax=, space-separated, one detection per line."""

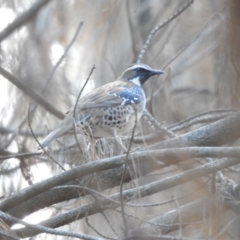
xmin=65 ymin=80 xmax=129 ymax=115
xmin=80 ymin=80 xmax=129 ymax=109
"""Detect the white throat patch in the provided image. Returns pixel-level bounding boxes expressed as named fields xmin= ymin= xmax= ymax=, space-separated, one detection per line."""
xmin=130 ymin=77 xmax=141 ymax=86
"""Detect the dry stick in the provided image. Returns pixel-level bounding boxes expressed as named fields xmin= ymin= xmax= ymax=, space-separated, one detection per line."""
xmin=28 ymin=105 xmax=66 ymax=171
xmin=135 ymin=109 xmax=237 ymax=144
xmin=168 ymin=109 xmax=237 ymax=132
xmin=0 ymin=0 xmax=52 ymax=42
xmin=137 ymin=0 xmax=194 ymax=63
xmin=162 ymin=13 xmax=219 ymax=71
xmin=0 ymin=67 xmax=64 ymax=119
xmin=47 ymin=21 xmax=84 ymax=88
xmin=85 ymin=214 xmax=115 ymax=240
xmin=3 ymin=106 xmax=240 ymax=214
xmin=136 ymin=2 xmax=196 ymax=197
xmin=28 ymin=21 xmax=84 ymax=121
xmin=120 ymin=107 xmax=137 ymax=236
xmin=126 ymin=1 xmax=138 ymax=61
xmin=4 ymin=113 xmax=240 ymax=221
xmin=0 ymin=211 xmax=102 ymax=240
xmin=0 ymin=146 xmax=236 ymax=212
xmin=3 ymin=115 xmax=30 ymax=150
xmin=112 ymin=205 xmax=204 ymax=230
xmin=14 ymin=156 xmax=240 ymax=238
xmin=0 ymin=127 xmax=45 ymax=137
xmin=73 ymin=65 xmax=95 ymax=154
xmin=51 ymin=177 xmax=209 ymax=209
xmin=28 ymin=21 xmax=84 ymax=162
xmin=123 ymin=235 xmax=192 ymax=240
xmin=0 ymin=151 xmax=41 ymax=161
xmin=80 ymin=185 xmax=118 ymax=238
xmin=143 ymin=108 xmax=175 ymax=138
xmin=212 ymin=217 xmax=238 ymax=240
xmin=126 ymin=178 xmax=210 ymax=208
xmin=134 ymin=196 xmax=215 ymax=236
xmin=146 ymin=13 xmax=220 ymax=103
xmin=6 ymin=172 xmax=209 ymax=222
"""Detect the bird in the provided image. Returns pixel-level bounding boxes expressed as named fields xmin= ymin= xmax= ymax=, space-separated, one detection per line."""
xmin=39 ymin=63 xmax=164 ymax=148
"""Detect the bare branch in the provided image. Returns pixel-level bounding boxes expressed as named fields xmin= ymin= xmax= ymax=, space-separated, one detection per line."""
xmin=0 ymin=127 xmax=44 ymax=137
xmin=13 ymin=156 xmax=240 ymax=237
xmin=0 ymin=67 xmax=65 ymax=119
xmin=137 ymin=0 xmax=194 ymax=63
xmin=2 ymin=146 xmax=240 ymax=213
xmin=0 ymin=211 xmax=102 ymax=240
xmin=150 ymin=111 xmax=240 ymax=149
xmin=0 ymin=0 xmax=52 ymax=42
xmin=73 ymin=64 xmax=95 ymax=154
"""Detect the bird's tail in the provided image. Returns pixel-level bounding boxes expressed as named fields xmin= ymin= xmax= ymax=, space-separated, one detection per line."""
xmin=38 ymin=123 xmax=72 ymax=149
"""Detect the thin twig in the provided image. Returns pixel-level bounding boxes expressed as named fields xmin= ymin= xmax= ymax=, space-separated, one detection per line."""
xmin=143 ymin=109 xmax=176 ymax=138
xmin=168 ymin=109 xmax=237 ymax=132
xmin=0 ymin=67 xmax=64 ymax=119
xmin=53 ymin=177 xmax=209 ymax=209
xmin=137 ymin=0 xmax=194 ymax=63
xmin=0 ymin=151 xmax=41 ymax=161
xmin=147 ymin=13 xmax=220 ymax=102
xmin=0 ymin=127 xmax=45 ymax=137
xmin=45 ymin=21 xmax=84 ymax=91
xmin=0 ymin=0 xmax=52 ymax=42
xmin=162 ymin=13 xmax=219 ymax=71
xmin=85 ymin=213 xmax=116 ymax=240
xmin=134 ymin=109 xmax=237 ymax=144
xmin=28 ymin=21 xmax=84 ymax=120
xmin=119 ymin=107 xmax=138 ymax=236
xmin=73 ymin=64 xmax=95 ymax=154
xmin=28 ymin=104 xmax=66 ymax=171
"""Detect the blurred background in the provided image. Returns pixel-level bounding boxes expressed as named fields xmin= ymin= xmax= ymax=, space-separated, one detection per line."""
xmin=1 ymin=0 xmax=240 ymax=239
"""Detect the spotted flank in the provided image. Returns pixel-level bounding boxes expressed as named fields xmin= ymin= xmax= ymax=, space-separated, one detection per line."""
xmin=75 ymin=104 xmax=137 ymax=138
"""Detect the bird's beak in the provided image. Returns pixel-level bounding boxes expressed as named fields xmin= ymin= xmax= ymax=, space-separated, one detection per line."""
xmin=151 ymin=69 xmax=164 ymax=75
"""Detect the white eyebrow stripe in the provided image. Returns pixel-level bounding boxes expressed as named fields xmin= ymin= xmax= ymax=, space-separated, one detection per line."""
xmin=125 ymin=64 xmax=153 ymax=72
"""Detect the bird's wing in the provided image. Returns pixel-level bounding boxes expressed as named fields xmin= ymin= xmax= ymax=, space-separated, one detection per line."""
xmin=81 ymin=82 xmax=124 ymax=109
xmin=67 ymin=81 xmax=134 ymax=114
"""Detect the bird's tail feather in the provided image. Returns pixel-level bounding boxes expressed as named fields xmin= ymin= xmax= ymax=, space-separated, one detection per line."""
xmin=39 ymin=124 xmax=72 ymax=149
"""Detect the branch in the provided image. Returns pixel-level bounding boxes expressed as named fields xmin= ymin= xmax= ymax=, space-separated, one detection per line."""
xmin=137 ymin=0 xmax=194 ymax=63
xmin=150 ymin=111 xmax=240 ymax=149
xmin=0 ymin=127 xmax=45 ymax=137
xmin=130 ymin=196 xmax=216 ymax=235
xmin=0 ymin=67 xmax=64 ymax=119
xmin=135 ymin=109 xmax=237 ymax=144
xmin=6 ymin=147 xmax=240 ymax=223
xmin=0 ymin=211 xmax=102 ymax=240
xmin=13 ymin=156 xmax=240 ymax=238
xmin=0 ymin=0 xmax=52 ymax=42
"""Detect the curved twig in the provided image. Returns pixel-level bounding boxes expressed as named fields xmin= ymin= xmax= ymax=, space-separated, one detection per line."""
xmin=137 ymin=0 xmax=194 ymax=63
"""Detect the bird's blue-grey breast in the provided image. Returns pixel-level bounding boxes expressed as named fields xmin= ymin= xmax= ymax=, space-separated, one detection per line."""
xmin=39 ymin=63 xmax=164 ymax=148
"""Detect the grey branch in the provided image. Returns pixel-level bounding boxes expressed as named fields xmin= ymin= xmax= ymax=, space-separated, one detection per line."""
xmin=0 ymin=0 xmax=52 ymax=42
xmin=13 ymin=156 xmax=240 ymax=238
xmin=0 ymin=67 xmax=64 ymax=119
xmin=5 ymin=147 xmax=240 ymax=223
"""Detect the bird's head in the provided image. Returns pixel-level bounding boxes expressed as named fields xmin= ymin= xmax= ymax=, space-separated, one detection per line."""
xmin=119 ymin=63 xmax=164 ymax=86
